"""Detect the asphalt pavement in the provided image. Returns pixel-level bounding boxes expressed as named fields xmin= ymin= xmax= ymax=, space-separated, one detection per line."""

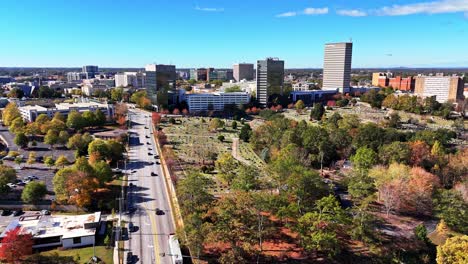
xmin=123 ymin=109 xmax=176 ymax=264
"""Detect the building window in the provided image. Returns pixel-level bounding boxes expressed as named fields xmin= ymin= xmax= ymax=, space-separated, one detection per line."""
xmin=73 ymin=237 xmax=82 ymax=244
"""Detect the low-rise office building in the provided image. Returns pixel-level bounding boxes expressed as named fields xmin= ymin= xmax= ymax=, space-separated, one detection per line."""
xmin=290 ymin=90 xmax=337 ymax=106
xmin=187 ymin=92 xmax=250 ymax=112
xmin=0 ymin=212 xmax=101 ymax=249
xmin=19 ymin=101 xmax=114 ymax=122
xmin=414 ymin=74 xmax=464 ymax=103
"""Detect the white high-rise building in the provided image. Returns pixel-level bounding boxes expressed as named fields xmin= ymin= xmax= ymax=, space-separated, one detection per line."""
xmin=322 ymin=42 xmax=353 ymax=92
xmin=115 ymin=72 xmax=145 ymax=88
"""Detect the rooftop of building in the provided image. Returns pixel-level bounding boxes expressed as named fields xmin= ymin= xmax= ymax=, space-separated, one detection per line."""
xmin=0 ymin=212 xmax=101 ymax=239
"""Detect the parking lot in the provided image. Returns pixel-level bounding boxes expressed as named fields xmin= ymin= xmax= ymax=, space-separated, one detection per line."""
xmin=0 ymin=210 xmax=47 ymax=234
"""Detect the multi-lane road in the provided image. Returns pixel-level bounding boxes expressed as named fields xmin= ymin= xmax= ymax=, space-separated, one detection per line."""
xmin=124 ymin=108 xmax=176 ymax=264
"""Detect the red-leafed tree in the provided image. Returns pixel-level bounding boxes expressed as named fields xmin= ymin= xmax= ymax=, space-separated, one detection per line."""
xmin=152 ymin=112 xmax=162 ymax=125
xmin=0 ymin=227 xmax=33 ymax=263
xmin=409 ymin=140 xmax=432 ymax=167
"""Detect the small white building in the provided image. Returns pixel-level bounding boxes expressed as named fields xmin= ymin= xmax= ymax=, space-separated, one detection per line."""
xmin=186 ymin=92 xmax=250 ymax=112
xmin=19 ymin=101 xmax=114 ymax=122
xmin=0 ymin=212 xmax=101 ymax=249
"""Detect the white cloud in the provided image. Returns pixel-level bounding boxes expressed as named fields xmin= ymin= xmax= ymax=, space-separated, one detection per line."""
xmin=277 ymin=7 xmax=328 ymax=18
xmin=337 ymin=9 xmax=367 ymax=17
xmin=195 ymin=6 xmax=224 ymax=12
xmin=303 ymin=7 xmax=329 ymax=15
xmin=276 ymin=11 xmax=297 ymax=18
xmin=374 ymin=0 xmax=468 ymax=16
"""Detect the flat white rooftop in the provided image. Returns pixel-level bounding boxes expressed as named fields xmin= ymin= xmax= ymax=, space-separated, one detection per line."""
xmin=0 ymin=212 xmax=101 ymax=239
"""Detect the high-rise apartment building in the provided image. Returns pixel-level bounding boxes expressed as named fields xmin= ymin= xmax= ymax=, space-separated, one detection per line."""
xmin=414 ymin=74 xmax=464 ymax=103
xmin=145 ymin=64 xmax=176 ymax=108
xmin=82 ymin=65 xmax=99 ymax=79
xmin=256 ymin=58 xmax=284 ymax=106
xmin=115 ymin=72 xmax=145 ymax=88
xmin=233 ymin=63 xmax=254 ymax=82
xmin=322 ymin=42 xmax=352 ymax=92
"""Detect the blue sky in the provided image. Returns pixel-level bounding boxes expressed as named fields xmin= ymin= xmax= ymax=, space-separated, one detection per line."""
xmin=1 ymin=0 xmax=467 ymax=68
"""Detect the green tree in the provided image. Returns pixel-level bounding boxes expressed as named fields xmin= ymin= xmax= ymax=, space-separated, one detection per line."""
xmin=177 ymin=171 xmax=214 ymax=214
xmin=44 ymin=156 xmax=55 ymax=168
xmin=53 ymin=168 xmax=75 ymax=202
xmin=9 ymin=117 xmax=25 ymax=134
xmin=310 ymin=103 xmax=325 ymax=121
xmin=57 ymin=131 xmax=70 ymax=146
xmin=231 ymin=165 xmax=259 ymax=191
xmin=111 ymin=87 xmax=124 ymax=101
xmin=209 ymin=118 xmax=224 ymax=131
xmin=296 ymin=195 xmax=349 ymax=258
xmin=14 ymin=132 xmax=29 ymax=149
xmin=231 ymin=120 xmax=238 ymax=130
xmin=433 ymin=189 xmax=468 ymax=234
xmin=92 ymin=160 xmax=113 ymax=184
xmin=351 ymin=147 xmax=377 ymax=173
xmin=52 ymin=112 xmax=66 ymax=122
xmin=44 ymin=130 xmax=59 ymax=149
xmin=94 ymin=110 xmax=106 ymax=125
xmin=295 ymin=100 xmax=305 ymax=112
xmin=239 ymin=124 xmax=252 ymax=142
xmin=21 ymin=181 xmax=47 ymax=204
xmin=215 ymin=153 xmax=238 ymax=185
xmin=54 ymin=155 xmax=70 ymax=168
xmin=82 ymin=111 xmax=96 ymax=127
xmin=66 ymin=111 xmax=86 ymax=130
xmin=217 ymin=135 xmax=225 ymax=142
xmin=353 ymin=123 xmax=385 ymax=151
xmin=2 ymin=102 xmax=21 ymax=126
xmin=379 ymin=141 xmax=411 ymax=165
xmin=0 ymin=165 xmax=17 ymax=193
xmin=67 ymin=133 xmax=93 ymax=156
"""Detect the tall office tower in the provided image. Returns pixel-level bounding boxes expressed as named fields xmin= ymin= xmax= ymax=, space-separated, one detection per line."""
xmin=256 ymin=58 xmax=284 ymax=107
xmin=82 ymin=65 xmax=99 ymax=79
xmin=322 ymin=42 xmax=352 ymax=92
xmin=145 ymin=64 xmax=176 ymax=108
xmin=233 ymin=63 xmax=254 ymax=81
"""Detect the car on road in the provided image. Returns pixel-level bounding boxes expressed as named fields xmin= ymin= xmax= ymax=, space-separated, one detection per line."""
xmin=144 ymin=126 xmax=148 ymax=129
xmin=12 ymin=210 xmax=23 ymax=216
xmin=151 ymin=172 xmax=157 ymax=176
xmin=145 ymin=135 xmax=150 ymax=139
xmin=146 ymin=142 xmax=151 ymax=145
xmin=1 ymin=210 xmax=12 ymax=216
xmin=126 ymin=252 xmax=133 ymax=264
xmin=148 ymin=148 xmax=152 ymax=151
xmin=128 ymin=222 xmax=135 ymax=232
xmin=155 ymin=208 xmax=164 ymax=215
xmin=148 ymin=152 xmax=152 ymax=156
xmin=131 ymin=170 xmax=137 ymax=173
xmin=155 ymin=161 xmax=160 ymax=165
xmin=154 ymin=155 xmax=160 ymax=159
xmin=41 ymin=210 xmax=50 ymax=215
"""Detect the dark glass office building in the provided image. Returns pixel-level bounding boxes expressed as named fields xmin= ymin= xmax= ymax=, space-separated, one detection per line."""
xmin=145 ymin=64 xmax=176 ymax=108
xmin=256 ymin=58 xmax=284 ymax=106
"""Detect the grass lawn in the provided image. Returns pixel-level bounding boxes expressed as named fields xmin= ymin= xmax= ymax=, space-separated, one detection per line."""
xmin=40 ymin=245 xmax=113 ymax=264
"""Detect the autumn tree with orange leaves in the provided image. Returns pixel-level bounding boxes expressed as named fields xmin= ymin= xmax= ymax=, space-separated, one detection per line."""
xmin=0 ymin=227 xmax=33 ymax=263
xmin=66 ymin=171 xmax=99 ymax=208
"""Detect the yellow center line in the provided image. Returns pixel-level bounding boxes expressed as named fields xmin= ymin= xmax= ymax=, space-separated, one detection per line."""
xmin=144 ymin=203 xmax=161 ymax=264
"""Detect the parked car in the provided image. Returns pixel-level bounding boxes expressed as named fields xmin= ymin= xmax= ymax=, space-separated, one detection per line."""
xmin=41 ymin=210 xmax=50 ymax=215
xmin=16 ymin=181 xmax=26 ymax=186
xmin=112 ymin=168 xmax=122 ymax=173
xmin=1 ymin=210 xmax=12 ymax=216
xmin=6 ymin=183 xmax=16 ymax=188
xmin=12 ymin=210 xmax=23 ymax=216
xmin=27 ymin=175 xmax=38 ymax=180
xmin=35 ymin=156 xmax=44 ymax=162
xmin=2 ymin=156 xmax=15 ymax=161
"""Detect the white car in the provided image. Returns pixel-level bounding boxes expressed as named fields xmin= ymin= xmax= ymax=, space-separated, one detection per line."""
xmin=6 ymin=183 xmax=16 ymax=188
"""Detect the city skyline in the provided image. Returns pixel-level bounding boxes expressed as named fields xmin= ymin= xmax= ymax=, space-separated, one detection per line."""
xmin=1 ymin=0 xmax=468 ymax=68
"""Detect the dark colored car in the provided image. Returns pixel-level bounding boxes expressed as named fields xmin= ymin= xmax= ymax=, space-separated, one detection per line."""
xmin=151 ymin=172 xmax=157 ymax=176
xmin=128 ymin=222 xmax=135 ymax=232
xmin=148 ymin=153 xmax=152 ymax=156
xmin=155 ymin=161 xmax=160 ymax=165
xmin=145 ymin=136 xmax=150 ymax=139
xmin=154 ymin=155 xmax=160 ymax=159
xmin=13 ymin=210 xmax=23 ymax=216
xmin=1 ymin=210 xmax=12 ymax=216
xmin=155 ymin=208 xmax=164 ymax=215
xmin=126 ymin=252 xmax=133 ymax=264
xmin=144 ymin=126 xmax=148 ymax=129
xmin=146 ymin=142 xmax=151 ymax=145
